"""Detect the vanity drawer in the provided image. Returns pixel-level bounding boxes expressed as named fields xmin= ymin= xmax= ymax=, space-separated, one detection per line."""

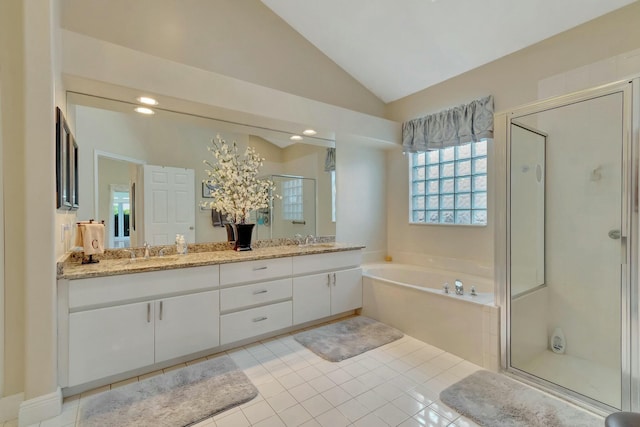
xmin=220 ymin=278 xmax=292 ymax=312
xmin=220 ymin=301 xmax=292 ymax=345
xmin=292 ymin=250 xmax=362 ymax=275
xmin=220 ymin=257 xmax=292 ymax=286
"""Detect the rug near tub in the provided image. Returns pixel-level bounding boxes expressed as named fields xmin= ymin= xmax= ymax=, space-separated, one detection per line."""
xmin=294 ymin=316 xmax=404 ymax=362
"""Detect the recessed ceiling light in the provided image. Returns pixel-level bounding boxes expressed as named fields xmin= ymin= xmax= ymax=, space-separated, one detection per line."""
xmin=290 ymin=135 xmax=303 ymax=141
xmin=303 ymin=129 xmax=317 ymax=136
xmin=136 ymin=96 xmax=158 ymax=106
xmin=134 ymin=107 xmax=155 ymax=115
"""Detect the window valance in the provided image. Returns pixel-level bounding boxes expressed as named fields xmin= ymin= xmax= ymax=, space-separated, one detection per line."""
xmin=402 ymin=95 xmax=494 ymax=153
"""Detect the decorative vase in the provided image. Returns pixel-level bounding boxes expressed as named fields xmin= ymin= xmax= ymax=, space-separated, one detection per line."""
xmin=224 ymin=223 xmax=236 ymax=242
xmin=233 ymin=223 xmax=255 ymax=251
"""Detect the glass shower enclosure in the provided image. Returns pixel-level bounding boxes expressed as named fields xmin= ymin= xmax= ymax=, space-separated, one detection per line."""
xmin=254 ymin=174 xmax=316 ymax=240
xmin=500 ymin=78 xmax=639 ymax=412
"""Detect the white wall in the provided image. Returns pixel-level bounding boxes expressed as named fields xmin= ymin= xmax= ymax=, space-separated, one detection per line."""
xmin=0 ymin=0 xmax=26 ymax=399
xmin=59 ymin=0 xmax=385 ymax=117
xmin=336 ymin=139 xmax=387 ymax=263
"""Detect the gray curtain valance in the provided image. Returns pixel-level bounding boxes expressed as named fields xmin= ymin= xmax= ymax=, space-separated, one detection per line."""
xmin=324 ymin=147 xmax=336 ymax=172
xmin=402 ymin=95 xmax=494 ymax=153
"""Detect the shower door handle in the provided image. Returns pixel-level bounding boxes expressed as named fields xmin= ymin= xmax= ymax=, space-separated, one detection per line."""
xmin=608 ymin=229 xmax=621 ymax=240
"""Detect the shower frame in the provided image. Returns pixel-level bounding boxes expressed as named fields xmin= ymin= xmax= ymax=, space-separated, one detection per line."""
xmin=495 ymin=77 xmax=640 ymax=414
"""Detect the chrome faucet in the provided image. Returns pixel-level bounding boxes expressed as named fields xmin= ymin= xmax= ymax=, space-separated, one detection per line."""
xmin=123 ymin=249 xmax=136 ymax=261
xmin=470 ymin=286 xmax=477 ymax=297
xmin=455 ymin=279 xmax=464 ymax=295
xmin=143 ymin=242 xmax=150 ymax=259
xmin=443 ymin=283 xmax=449 ymax=294
xmin=305 ymin=234 xmax=315 ymax=245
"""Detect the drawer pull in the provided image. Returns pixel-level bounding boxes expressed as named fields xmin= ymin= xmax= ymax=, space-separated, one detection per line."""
xmin=253 ymin=289 xmax=268 ymax=295
xmin=159 ymin=301 xmax=164 ymax=320
xmin=253 ymin=266 xmax=268 ymax=271
xmin=253 ymin=316 xmax=268 ymax=322
xmin=147 ymin=303 xmax=151 ymax=323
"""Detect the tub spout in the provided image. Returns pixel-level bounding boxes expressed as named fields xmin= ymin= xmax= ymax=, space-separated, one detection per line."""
xmin=455 ymin=279 xmax=464 ymax=295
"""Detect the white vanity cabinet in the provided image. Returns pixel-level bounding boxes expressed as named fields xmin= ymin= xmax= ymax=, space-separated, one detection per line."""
xmin=68 ymin=300 xmax=155 ymax=387
xmin=154 ymin=290 xmax=220 ymax=363
xmin=219 ymin=258 xmax=293 ymax=345
xmin=62 ymin=265 xmax=220 ymax=387
xmin=292 ymin=251 xmax=363 ymax=325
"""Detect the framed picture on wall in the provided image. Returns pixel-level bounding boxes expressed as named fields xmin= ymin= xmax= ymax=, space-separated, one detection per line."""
xmin=56 ymin=107 xmax=72 ymax=209
xmin=69 ymin=134 xmax=79 ymax=210
xmin=202 ymin=181 xmax=216 ymax=198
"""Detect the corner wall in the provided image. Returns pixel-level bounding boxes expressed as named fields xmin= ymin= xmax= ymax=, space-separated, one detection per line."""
xmin=336 ymin=139 xmax=387 ymax=263
xmin=384 ymin=2 xmax=640 ymax=276
xmin=0 ymin=0 xmax=26 ymax=399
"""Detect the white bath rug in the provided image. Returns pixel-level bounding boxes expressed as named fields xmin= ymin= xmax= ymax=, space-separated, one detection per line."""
xmin=77 ymin=355 xmax=258 ymax=427
xmin=294 ymin=316 xmax=404 ymax=362
xmin=440 ymin=370 xmax=603 ymax=427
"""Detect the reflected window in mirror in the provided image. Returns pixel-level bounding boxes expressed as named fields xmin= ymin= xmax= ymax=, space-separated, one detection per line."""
xmin=282 ymin=178 xmax=304 ymax=221
xmin=409 ymin=139 xmax=488 ymax=226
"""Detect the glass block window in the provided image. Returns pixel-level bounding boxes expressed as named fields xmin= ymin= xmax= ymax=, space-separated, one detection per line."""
xmin=282 ymin=178 xmax=304 ymax=221
xmin=410 ymin=140 xmax=488 ymax=225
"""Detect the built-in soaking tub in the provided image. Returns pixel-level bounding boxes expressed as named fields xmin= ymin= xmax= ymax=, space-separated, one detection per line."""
xmin=362 ymin=263 xmax=499 ymax=369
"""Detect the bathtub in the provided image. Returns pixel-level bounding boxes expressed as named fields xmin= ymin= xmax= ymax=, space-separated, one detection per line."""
xmin=361 ymin=263 xmax=499 ymax=369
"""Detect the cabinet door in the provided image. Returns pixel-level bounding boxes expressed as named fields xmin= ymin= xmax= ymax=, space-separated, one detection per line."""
xmin=68 ymin=301 xmax=154 ymax=386
xmin=154 ymin=290 xmax=220 ymax=363
xmin=293 ymin=272 xmax=331 ymax=324
xmin=331 ymin=268 xmax=363 ymax=315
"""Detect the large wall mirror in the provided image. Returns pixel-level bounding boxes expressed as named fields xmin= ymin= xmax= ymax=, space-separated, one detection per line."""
xmin=67 ymin=92 xmax=336 ymax=249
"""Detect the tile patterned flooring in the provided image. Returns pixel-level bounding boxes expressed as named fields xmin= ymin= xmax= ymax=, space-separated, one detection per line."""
xmin=3 ymin=321 xmax=600 ymax=427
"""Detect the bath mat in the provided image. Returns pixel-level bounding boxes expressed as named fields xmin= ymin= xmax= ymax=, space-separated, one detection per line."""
xmin=440 ymin=370 xmax=602 ymax=427
xmin=77 ymin=355 xmax=258 ymax=427
xmin=294 ymin=316 xmax=404 ymax=362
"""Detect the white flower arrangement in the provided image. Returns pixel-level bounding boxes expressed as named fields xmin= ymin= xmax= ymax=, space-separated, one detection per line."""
xmin=202 ymin=135 xmax=277 ymax=224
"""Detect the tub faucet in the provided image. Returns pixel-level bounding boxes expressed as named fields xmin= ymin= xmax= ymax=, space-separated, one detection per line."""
xmin=455 ymin=279 xmax=464 ymax=295
xmin=470 ymin=286 xmax=477 ymax=297
xmin=443 ymin=283 xmax=449 ymax=294
xmin=143 ymin=241 xmax=150 ymax=259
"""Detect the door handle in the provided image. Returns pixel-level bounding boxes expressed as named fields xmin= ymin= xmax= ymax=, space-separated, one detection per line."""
xmin=327 ymin=274 xmax=331 ymax=287
xmin=609 ymin=229 xmax=621 ymax=240
xmin=159 ymin=301 xmax=163 ymax=320
xmin=147 ymin=303 xmax=151 ymax=323
xmin=333 ymin=273 xmax=337 ymax=286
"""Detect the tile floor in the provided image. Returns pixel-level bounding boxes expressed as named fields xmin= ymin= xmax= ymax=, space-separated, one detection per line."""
xmin=2 ymin=321 xmax=600 ymax=427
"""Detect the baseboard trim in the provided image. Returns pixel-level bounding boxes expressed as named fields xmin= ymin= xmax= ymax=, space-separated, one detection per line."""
xmin=0 ymin=392 xmax=24 ymax=422
xmin=18 ymin=387 xmax=62 ymax=427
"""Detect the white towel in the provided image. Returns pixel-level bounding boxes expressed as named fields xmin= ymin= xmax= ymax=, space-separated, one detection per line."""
xmin=75 ymin=223 xmax=105 ymax=255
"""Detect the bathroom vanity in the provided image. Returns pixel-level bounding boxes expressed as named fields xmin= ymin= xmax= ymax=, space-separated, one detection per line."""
xmin=56 ymin=244 xmax=363 ymax=393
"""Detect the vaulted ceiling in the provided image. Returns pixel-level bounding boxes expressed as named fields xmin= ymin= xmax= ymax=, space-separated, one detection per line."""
xmin=262 ymin=0 xmax=637 ymax=102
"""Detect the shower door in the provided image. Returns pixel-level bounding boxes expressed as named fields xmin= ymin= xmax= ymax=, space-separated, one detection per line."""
xmin=507 ymin=84 xmax=633 ymax=411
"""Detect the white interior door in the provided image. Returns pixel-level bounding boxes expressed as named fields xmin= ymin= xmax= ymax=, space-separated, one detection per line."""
xmin=143 ymin=165 xmax=195 ymax=245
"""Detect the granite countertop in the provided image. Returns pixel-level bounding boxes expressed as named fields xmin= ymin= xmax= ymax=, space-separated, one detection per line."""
xmin=58 ymin=243 xmax=365 ymax=280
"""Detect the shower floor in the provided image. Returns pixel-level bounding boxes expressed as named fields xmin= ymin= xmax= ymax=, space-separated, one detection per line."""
xmin=521 ymin=350 xmax=620 ymax=409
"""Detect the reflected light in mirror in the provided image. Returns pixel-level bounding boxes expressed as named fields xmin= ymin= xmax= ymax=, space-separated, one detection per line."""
xmin=134 ymin=106 xmax=155 ymax=115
